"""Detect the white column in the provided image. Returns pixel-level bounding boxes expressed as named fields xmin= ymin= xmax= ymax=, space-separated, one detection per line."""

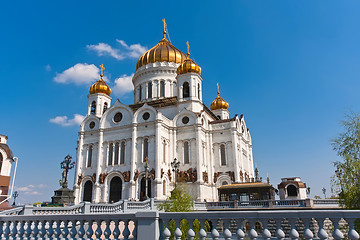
xmin=130 ymin=124 xmax=137 ymax=199
xmin=74 ymin=132 xmax=84 ymax=204
xmin=154 ymin=119 xmax=162 ymax=199
xmin=231 ymin=129 xmax=240 ymax=182
xmin=94 ymin=130 xmax=104 ymax=203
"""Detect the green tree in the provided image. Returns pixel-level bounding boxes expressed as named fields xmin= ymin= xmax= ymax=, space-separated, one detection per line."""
xmin=331 ymin=112 xmax=360 ymax=209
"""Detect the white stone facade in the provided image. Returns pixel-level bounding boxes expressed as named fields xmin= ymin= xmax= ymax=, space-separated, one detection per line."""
xmin=73 ymin=54 xmax=255 ymax=204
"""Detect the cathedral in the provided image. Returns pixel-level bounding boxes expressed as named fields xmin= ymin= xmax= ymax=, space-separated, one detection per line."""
xmin=73 ymin=22 xmax=255 ymax=204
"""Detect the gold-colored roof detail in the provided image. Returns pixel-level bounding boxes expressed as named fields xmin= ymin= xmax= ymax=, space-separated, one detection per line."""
xmin=177 ymin=41 xmax=201 ymax=75
xmin=136 ymin=19 xmax=187 ymax=70
xmin=210 ymin=83 xmax=229 ymax=110
xmin=89 ymin=64 xmax=111 ymax=96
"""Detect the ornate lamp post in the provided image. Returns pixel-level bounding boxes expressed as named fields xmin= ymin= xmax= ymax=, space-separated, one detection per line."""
xmin=144 ymin=157 xmax=150 ymax=200
xmin=171 ymin=158 xmax=180 ymax=188
xmin=12 ymin=191 xmax=18 ymax=206
xmin=335 ymin=167 xmax=343 ymax=194
xmin=59 ymin=155 xmax=75 ymax=189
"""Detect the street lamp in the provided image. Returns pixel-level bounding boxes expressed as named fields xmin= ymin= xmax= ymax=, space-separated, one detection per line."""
xmin=171 ymin=158 xmax=180 ymax=188
xmin=144 ymin=157 xmax=149 ymax=200
xmin=335 ymin=167 xmax=343 ymax=194
xmin=12 ymin=191 xmax=18 ymax=206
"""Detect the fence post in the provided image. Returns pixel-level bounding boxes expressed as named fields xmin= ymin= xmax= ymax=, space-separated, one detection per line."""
xmin=22 ymin=205 xmax=33 ymax=215
xmin=135 ymin=211 xmax=160 ymax=240
xmin=82 ymin=202 xmax=91 ymax=214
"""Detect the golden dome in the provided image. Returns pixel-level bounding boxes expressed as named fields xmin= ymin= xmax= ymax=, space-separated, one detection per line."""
xmin=177 ymin=41 xmax=201 ymax=75
xmin=89 ymin=64 xmax=111 ymax=96
xmin=210 ymin=84 xmax=229 ymax=110
xmin=136 ymin=30 xmax=187 ymax=70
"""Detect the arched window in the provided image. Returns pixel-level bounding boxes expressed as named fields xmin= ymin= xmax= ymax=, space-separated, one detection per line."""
xmin=143 ymin=138 xmax=149 ymax=162
xmin=114 ymin=142 xmax=119 ymax=165
xmin=109 ymin=177 xmax=122 ymax=203
xmin=160 ymin=81 xmax=165 ymax=97
xmin=0 ymin=153 xmax=3 ymax=173
xmin=83 ymin=180 xmax=93 ymax=202
xmin=103 ymin=102 xmax=108 ymax=113
xmin=139 ymin=85 xmax=142 ymax=101
xmin=87 ymin=146 xmax=93 ymax=168
xmin=183 ymin=82 xmax=190 ymax=98
xmin=184 ymin=141 xmax=190 ymax=164
xmin=108 ymin=143 xmax=113 ymax=166
xmin=91 ymin=101 xmax=96 ymax=114
xmin=148 ymin=82 xmax=152 ymax=99
xmin=198 ymin=83 xmax=200 ymax=99
xmin=120 ymin=141 xmax=125 ymax=164
xmin=220 ymin=144 xmax=226 ymax=166
xmin=287 ymin=185 xmax=298 ymax=197
xmin=163 ymin=180 xmax=166 ymax=195
xmin=222 ymin=181 xmax=228 ymax=186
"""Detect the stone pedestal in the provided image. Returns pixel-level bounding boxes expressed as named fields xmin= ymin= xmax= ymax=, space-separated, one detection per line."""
xmin=51 ymin=187 xmax=75 ymax=205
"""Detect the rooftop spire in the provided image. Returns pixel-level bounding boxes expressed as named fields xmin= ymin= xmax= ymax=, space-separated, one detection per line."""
xmin=217 ymin=83 xmax=220 ymax=95
xmin=99 ymin=64 xmax=105 ymax=79
xmin=186 ymin=41 xmax=190 ymax=57
xmin=162 ymin=18 xmax=167 ymax=38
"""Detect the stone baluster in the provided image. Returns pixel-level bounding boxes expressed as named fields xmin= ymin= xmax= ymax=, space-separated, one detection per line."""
xmin=69 ymin=220 xmax=78 ymax=240
xmin=331 ymin=218 xmax=344 ymax=240
xmin=17 ymin=221 xmax=25 ymax=240
xmin=236 ymin=219 xmax=245 ymax=240
xmin=61 ymin=220 xmax=69 ymax=239
xmin=38 ymin=220 xmax=46 ymax=240
xmin=3 ymin=221 xmax=11 ymax=239
xmin=174 ymin=219 xmax=182 ymax=240
xmin=198 ymin=219 xmax=207 ymax=240
xmin=24 ymin=221 xmax=32 ymax=240
xmin=132 ymin=220 xmax=137 ymax=240
xmin=103 ymin=220 xmax=112 ymax=240
xmin=347 ymin=218 xmax=360 ymax=240
xmin=77 ymin=220 xmax=86 ymax=240
xmin=112 ymin=220 xmax=120 ymax=240
xmin=32 ymin=220 xmax=39 ymax=240
xmin=162 ymin=219 xmax=171 ymax=240
xmin=186 ymin=218 xmax=196 ymax=240
xmin=261 ymin=219 xmax=271 ymax=240
xmin=53 ymin=220 xmax=62 ymax=239
xmin=210 ymin=219 xmax=220 ymax=240
xmin=0 ymin=221 xmax=4 ymax=240
xmin=248 ymin=220 xmax=258 ymax=240
xmin=85 ymin=220 xmax=94 ymax=239
xmin=275 ymin=219 xmax=285 ymax=240
xmin=94 ymin=220 xmax=103 ymax=240
xmin=288 ymin=218 xmax=299 ymax=240
xmin=123 ymin=220 xmax=131 ymax=240
xmin=10 ymin=221 xmax=18 ymax=239
xmin=303 ymin=219 xmax=314 ymax=240
xmin=46 ymin=220 xmax=54 ymax=239
xmin=223 ymin=219 xmax=232 ymax=240
xmin=316 ymin=218 xmax=328 ymax=240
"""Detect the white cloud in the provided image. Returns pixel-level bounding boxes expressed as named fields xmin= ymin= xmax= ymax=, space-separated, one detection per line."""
xmin=87 ymin=40 xmax=147 ymax=60
xmin=15 ymin=184 xmax=48 ymax=196
xmin=112 ymin=74 xmax=134 ymax=96
xmin=54 ymin=63 xmax=100 ymax=85
xmin=86 ymin=43 xmax=124 ymax=60
xmin=116 ymin=40 xmax=147 ymax=58
xmin=49 ymin=114 xmax=85 ymax=127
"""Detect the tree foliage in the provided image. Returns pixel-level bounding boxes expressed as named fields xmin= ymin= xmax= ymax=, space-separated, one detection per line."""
xmin=331 ymin=112 xmax=360 ymax=209
xmin=157 ymin=184 xmax=194 ymax=212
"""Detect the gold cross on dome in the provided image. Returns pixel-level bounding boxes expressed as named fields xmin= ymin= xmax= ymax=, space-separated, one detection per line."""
xmin=162 ymin=18 xmax=167 ymax=32
xmin=217 ymin=83 xmax=220 ymax=95
xmin=186 ymin=41 xmax=190 ymax=57
xmin=145 ymin=156 xmax=149 ymax=164
xmin=99 ymin=64 xmax=105 ymax=76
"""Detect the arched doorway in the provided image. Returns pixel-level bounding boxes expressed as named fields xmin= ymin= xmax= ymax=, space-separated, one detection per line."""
xmin=140 ymin=177 xmax=151 ymax=201
xmin=83 ymin=180 xmax=93 ymax=202
xmin=287 ymin=185 xmax=298 ymax=197
xmin=109 ymin=176 xmax=122 ymax=203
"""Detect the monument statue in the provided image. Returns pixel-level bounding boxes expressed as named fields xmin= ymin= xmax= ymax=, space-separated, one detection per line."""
xmin=59 ymin=154 xmax=75 ymax=188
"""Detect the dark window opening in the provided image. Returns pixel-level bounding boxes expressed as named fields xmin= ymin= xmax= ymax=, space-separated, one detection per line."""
xmin=120 ymin=141 xmax=125 ymax=164
xmin=220 ymin=144 xmax=226 ymax=166
xmin=143 ymin=139 xmax=148 ymax=162
xmin=114 ymin=142 xmax=119 ymax=165
xmin=183 ymin=82 xmax=190 ymax=98
xmin=91 ymin=101 xmax=96 ymax=114
xmin=140 ymin=177 xmax=151 ymax=201
xmin=148 ymin=82 xmax=152 ymax=98
xmin=83 ymin=181 xmax=93 ymax=202
xmin=87 ymin=146 xmax=93 ymax=168
xmin=103 ymin=102 xmax=108 ymax=113
xmin=287 ymin=185 xmax=298 ymax=197
xmin=109 ymin=177 xmax=122 ymax=203
xmin=160 ymin=81 xmax=165 ymax=97
xmin=184 ymin=142 xmax=190 ymax=164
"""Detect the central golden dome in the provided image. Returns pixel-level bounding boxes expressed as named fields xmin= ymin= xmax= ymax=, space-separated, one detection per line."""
xmin=136 ymin=32 xmax=187 ymax=70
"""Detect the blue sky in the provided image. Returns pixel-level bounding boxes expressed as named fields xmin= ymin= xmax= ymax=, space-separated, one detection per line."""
xmin=1 ymin=0 xmax=360 ymax=204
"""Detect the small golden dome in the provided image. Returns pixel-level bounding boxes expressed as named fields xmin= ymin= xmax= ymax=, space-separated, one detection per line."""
xmin=210 ymin=84 xmax=229 ymax=110
xmin=177 ymin=41 xmax=201 ymax=75
xmin=136 ymin=22 xmax=187 ymax=70
xmin=89 ymin=64 xmax=111 ymax=96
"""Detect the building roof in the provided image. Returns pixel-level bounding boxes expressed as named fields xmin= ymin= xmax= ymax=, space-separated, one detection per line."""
xmin=218 ymin=182 xmax=273 ymax=190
